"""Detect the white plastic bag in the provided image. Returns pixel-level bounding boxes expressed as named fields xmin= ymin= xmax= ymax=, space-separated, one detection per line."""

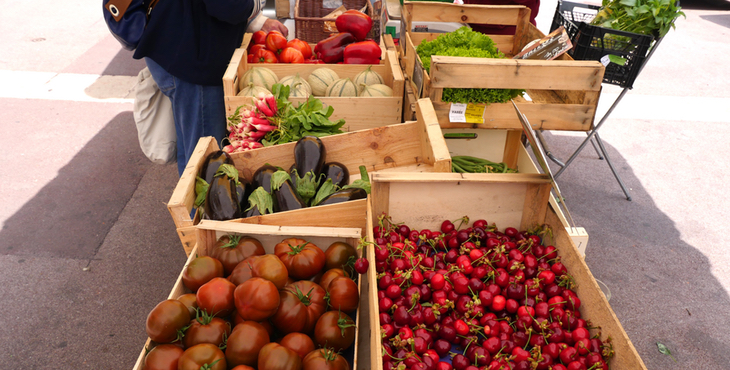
xmin=133 ymin=67 xmax=177 ymax=164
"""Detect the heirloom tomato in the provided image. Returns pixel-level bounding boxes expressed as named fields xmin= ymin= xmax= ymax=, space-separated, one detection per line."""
xmin=258 ymin=342 xmax=303 ymax=370
xmin=177 ymin=293 xmax=198 ymax=318
xmin=286 ymin=39 xmax=313 ymax=59
xmin=209 ymin=235 xmax=264 ymax=276
xmin=196 ymin=277 xmax=236 ymax=317
xmin=142 ymin=344 xmax=184 ymax=370
xmin=252 ymin=30 xmax=267 ymax=45
xmin=265 ymin=31 xmax=288 ymax=53
xmin=271 ymin=280 xmax=327 ymax=334
xmin=181 ymin=255 xmax=224 ymax=292
xmin=314 ymin=311 xmax=356 ymax=351
xmin=250 ymin=254 xmax=289 ymax=289
xmin=319 ymin=268 xmax=346 ymax=291
xmin=253 ymin=49 xmax=278 ymax=63
xmin=302 ymin=347 xmax=349 ymax=370
xmin=146 ymin=299 xmax=191 ymax=343
xmin=326 ymin=276 xmax=359 ymax=313
xmin=182 ymin=309 xmax=231 ymax=348
xmin=280 ymin=332 xmax=315 ymax=360
xmin=225 ymin=321 xmax=270 ymax=368
xmin=228 ymin=256 xmax=255 ymax=286
xmin=274 ymin=238 xmax=325 ymax=280
xmin=178 ymin=343 xmax=226 ymax=370
xmin=278 ymin=47 xmax=305 ymax=63
xmin=234 ymin=277 xmax=280 ymax=321
xmin=324 ymin=241 xmax=357 ymax=272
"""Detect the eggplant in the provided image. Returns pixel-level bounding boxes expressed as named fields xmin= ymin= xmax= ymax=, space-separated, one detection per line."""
xmin=321 ymin=162 xmax=349 ymax=189
xmin=273 ymin=179 xmax=307 ymax=212
xmin=205 ymin=175 xmax=242 ymax=220
xmin=318 ymin=188 xmax=367 ymax=206
xmin=252 ymin=164 xmax=279 ymax=193
xmin=294 ymin=136 xmax=326 ymax=177
xmin=236 ymin=180 xmax=254 ymax=212
xmin=199 ymin=151 xmax=232 ymax=185
xmin=244 ymin=206 xmax=262 ymax=217
xmin=289 ymin=163 xmax=298 ymax=190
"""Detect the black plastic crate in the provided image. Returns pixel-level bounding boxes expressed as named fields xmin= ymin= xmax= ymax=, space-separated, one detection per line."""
xmin=551 ymin=0 xmax=656 ymax=89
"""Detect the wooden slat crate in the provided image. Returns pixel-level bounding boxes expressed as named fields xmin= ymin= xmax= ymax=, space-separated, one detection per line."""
xmin=400 ymin=1 xmax=605 ymax=131
xmin=363 ymin=172 xmax=646 ymax=370
xmin=167 ymin=98 xmax=451 ymax=255
xmin=131 ymin=222 xmax=365 ymax=370
xmin=222 ymin=34 xmax=405 ymax=132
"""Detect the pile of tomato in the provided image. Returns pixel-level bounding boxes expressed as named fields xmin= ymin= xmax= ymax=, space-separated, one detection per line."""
xmin=373 ymin=215 xmax=614 ymax=370
xmin=142 ymin=234 xmax=368 ymax=370
xmin=247 ymin=30 xmax=316 ymax=64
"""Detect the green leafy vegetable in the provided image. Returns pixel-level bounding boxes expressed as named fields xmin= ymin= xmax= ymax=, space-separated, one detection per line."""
xmin=311 ymin=178 xmax=339 ymax=207
xmin=416 ymin=27 xmax=524 ymax=104
xmin=342 ymin=166 xmax=371 ymax=194
xmin=194 ymin=176 xmax=209 ymax=209
xmin=292 ymin=169 xmax=321 ymax=206
xmin=591 ymin=0 xmax=684 ymax=38
xmin=246 ymin=186 xmax=274 ymax=215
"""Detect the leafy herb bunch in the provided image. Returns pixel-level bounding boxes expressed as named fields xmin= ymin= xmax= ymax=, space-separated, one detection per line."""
xmin=591 ymin=0 xmax=685 ymax=38
xmin=416 ymin=27 xmax=523 ymax=104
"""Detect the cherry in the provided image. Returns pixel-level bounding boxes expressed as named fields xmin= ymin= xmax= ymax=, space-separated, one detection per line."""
xmin=451 ymin=354 xmax=469 ymax=370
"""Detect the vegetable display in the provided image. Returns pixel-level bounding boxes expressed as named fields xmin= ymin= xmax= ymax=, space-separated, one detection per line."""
xmin=142 ymin=236 xmax=367 ymax=370
xmin=372 ymin=215 xmax=614 ymax=370
xmin=590 ymin=0 xmax=684 ymax=38
xmin=416 ymin=27 xmax=523 ymax=104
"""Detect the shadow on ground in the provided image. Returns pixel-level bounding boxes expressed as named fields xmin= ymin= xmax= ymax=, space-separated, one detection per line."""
xmin=0 ymin=112 xmax=151 ymax=259
xmin=680 ymin=0 xmax=730 ymax=10
xmin=536 ymin=131 xmax=730 ymax=369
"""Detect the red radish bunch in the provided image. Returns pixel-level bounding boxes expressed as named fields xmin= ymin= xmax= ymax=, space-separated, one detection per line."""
xmin=223 ymin=93 xmax=279 ymax=154
xmin=372 ymin=214 xmax=613 ymax=370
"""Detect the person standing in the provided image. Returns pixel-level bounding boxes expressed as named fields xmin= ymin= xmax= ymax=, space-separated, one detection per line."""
xmin=133 ymin=0 xmax=287 ymax=175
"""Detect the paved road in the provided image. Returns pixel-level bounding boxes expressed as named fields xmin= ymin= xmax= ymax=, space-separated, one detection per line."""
xmin=0 ymin=0 xmax=729 ymax=369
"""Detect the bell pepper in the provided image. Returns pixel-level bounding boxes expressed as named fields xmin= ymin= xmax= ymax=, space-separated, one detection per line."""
xmin=343 ymin=40 xmax=381 ymax=64
xmin=314 ymin=32 xmax=356 ymax=63
xmin=335 ymin=10 xmax=373 ymax=41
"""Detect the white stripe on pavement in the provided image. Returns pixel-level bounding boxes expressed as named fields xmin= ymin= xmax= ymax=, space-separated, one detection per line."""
xmin=0 ymin=70 xmax=136 ymax=103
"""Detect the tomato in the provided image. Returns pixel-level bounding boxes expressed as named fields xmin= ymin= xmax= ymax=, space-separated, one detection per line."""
xmin=271 ymin=280 xmax=327 ymax=334
xmin=324 ymin=241 xmax=357 ymax=272
xmin=326 ymin=276 xmax=359 ymax=313
xmin=278 ymin=47 xmax=305 ymax=63
xmin=302 ymin=347 xmax=349 ymax=370
xmin=248 ymin=54 xmax=255 ymax=63
xmin=182 ymin=310 xmax=231 ymax=348
xmin=196 ymin=277 xmax=236 ymax=317
xmin=209 ymin=235 xmax=265 ymax=276
xmin=319 ymin=268 xmax=346 ymax=291
xmin=234 ymin=277 xmax=280 ymax=320
xmin=258 ymin=319 xmax=276 ymax=338
xmin=286 ymin=39 xmax=313 ymax=59
xmin=265 ymin=31 xmax=288 ymax=53
xmin=249 ymin=254 xmax=289 ymax=289
xmin=252 ymin=30 xmax=267 ymax=45
xmin=177 ymin=293 xmax=198 ymax=318
xmin=253 ymin=48 xmax=278 ymax=63
xmin=142 ymin=344 xmax=184 ymax=370
xmin=225 ymin=321 xmax=270 ymax=368
xmin=146 ymin=299 xmax=191 ymax=343
xmin=228 ymin=256 xmax=255 ymax=286
xmin=178 ymin=343 xmax=226 ymax=370
xmin=274 ymin=238 xmax=325 ymax=280
xmin=182 ymin=255 xmax=224 ymax=292
xmin=313 ymin=311 xmax=356 ymax=351
xmin=230 ymin=310 xmax=245 ymax=327
xmin=280 ymin=332 xmax=315 ymax=360
xmin=248 ymin=44 xmax=268 ymax=59
xmin=231 ymin=366 xmax=256 ymax=370
xmin=258 ymin=342 xmax=303 ymax=370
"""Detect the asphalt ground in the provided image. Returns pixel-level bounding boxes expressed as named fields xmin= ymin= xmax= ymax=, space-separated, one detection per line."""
xmin=0 ymin=0 xmax=729 ymax=369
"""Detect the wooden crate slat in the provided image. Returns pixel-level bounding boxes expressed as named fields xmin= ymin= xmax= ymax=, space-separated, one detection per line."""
xmin=432 ymin=101 xmax=595 ymax=131
xmin=404 ymin=2 xmax=524 ymax=27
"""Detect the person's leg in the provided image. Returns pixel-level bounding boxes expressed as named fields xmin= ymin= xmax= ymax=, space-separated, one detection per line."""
xmin=145 ymin=58 xmax=227 ymax=176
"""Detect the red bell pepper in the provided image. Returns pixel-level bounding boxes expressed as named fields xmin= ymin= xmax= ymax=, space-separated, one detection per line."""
xmin=335 ymin=10 xmax=373 ymax=41
xmin=314 ymin=32 xmax=356 ymax=63
xmin=343 ymin=40 xmax=381 ymax=64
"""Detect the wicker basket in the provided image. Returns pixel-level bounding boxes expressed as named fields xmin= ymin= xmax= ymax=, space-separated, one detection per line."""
xmin=294 ymin=0 xmax=379 ymax=43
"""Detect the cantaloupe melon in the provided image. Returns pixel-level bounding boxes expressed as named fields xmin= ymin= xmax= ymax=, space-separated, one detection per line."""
xmin=279 ymin=74 xmax=312 ymax=98
xmin=325 ymin=78 xmax=358 ymax=97
xmin=239 ymin=67 xmax=278 ymax=91
xmin=237 ymin=83 xmax=271 ymax=97
xmin=354 ymin=66 xmax=384 ymax=87
xmin=358 ymin=83 xmax=393 ymax=97
xmin=308 ymin=67 xmax=339 ymax=96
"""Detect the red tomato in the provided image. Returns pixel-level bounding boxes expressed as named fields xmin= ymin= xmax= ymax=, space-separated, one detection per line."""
xmin=178 ymin=343 xmax=226 ymax=370
xmin=209 ymin=235 xmax=265 ymax=276
xmin=182 ymin=310 xmax=231 ymax=348
xmin=225 ymin=321 xmax=270 ymax=368
xmin=313 ymin=311 xmax=356 ymax=352
xmin=258 ymin=342 xmax=302 ymax=370
xmin=253 ymin=49 xmax=278 ymax=63
xmin=247 ymin=54 xmax=255 ymax=63
xmin=265 ymin=31 xmax=288 ymax=53
xmin=177 ymin=293 xmax=198 ymax=318
xmin=278 ymin=47 xmax=305 ymax=63
xmin=326 ymin=276 xmax=359 ymax=313
xmin=274 ymin=238 xmax=325 ymax=280
xmin=196 ymin=277 xmax=236 ymax=317
xmin=286 ymin=39 xmax=313 ymax=59
xmin=302 ymin=347 xmax=349 ymax=370
xmin=319 ymin=268 xmax=346 ymax=291
xmin=146 ymin=299 xmax=191 ymax=343
xmin=324 ymin=241 xmax=357 ymax=272
xmin=143 ymin=344 xmax=184 ymax=370
xmin=248 ymin=44 xmax=268 ymax=58
xmin=234 ymin=277 xmax=280 ymax=321
xmin=228 ymin=256 xmax=254 ymax=286
xmin=271 ymin=280 xmax=327 ymax=334
xmin=182 ymin=255 xmax=224 ymax=292
xmin=250 ymin=254 xmax=289 ymax=290
xmin=279 ymin=332 xmax=315 ymax=360
xmin=252 ymin=30 xmax=267 ymax=45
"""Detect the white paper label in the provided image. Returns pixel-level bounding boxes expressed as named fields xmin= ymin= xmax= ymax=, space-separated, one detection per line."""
xmin=600 ymin=55 xmax=611 ymax=67
xmin=449 ymin=103 xmax=467 ymax=123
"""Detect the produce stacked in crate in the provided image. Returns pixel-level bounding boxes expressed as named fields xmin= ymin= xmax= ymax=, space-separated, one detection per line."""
xmin=400 ymin=1 xmax=605 ymax=131
xmin=167 ymin=99 xmax=451 ymax=255
xmin=133 ymin=222 xmax=370 ymax=370
xmin=366 ymin=173 xmax=647 ymax=370
xmin=223 ymin=34 xmax=405 ymax=131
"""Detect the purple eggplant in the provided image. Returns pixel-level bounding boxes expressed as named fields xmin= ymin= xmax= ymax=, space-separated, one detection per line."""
xmin=321 ymin=162 xmax=349 ymax=189
xmin=318 ymin=188 xmax=367 ymax=206
xmin=199 ymin=151 xmax=232 ymax=185
xmin=205 ymin=175 xmax=242 ymax=220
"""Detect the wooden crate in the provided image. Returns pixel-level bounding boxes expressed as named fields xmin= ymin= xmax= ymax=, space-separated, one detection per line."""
xmin=400 ymin=1 xmax=605 ymax=131
xmin=167 ymin=98 xmax=451 ymax=255
xmin=131 ymin=222 xmax=365 ymax=370
xmin=444 ymin=128 xmax=590 ymax=254
xmin=223 ymin=34 xmax=405 ymax=132
xmin=364 ymin=172 xmax=646 ymax=370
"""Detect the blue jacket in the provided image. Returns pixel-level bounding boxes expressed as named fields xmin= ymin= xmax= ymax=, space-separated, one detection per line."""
xmin=134 ymin=0 xmax=256 ymax=86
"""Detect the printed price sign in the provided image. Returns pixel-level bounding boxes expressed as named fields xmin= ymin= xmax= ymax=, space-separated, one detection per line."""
xmin=412 ymin=58 xmax=425 ymax=98
xmin=449 ymin=103 xmax=485 ymax=123
xmin=513 ymin=26 xmax=572 ymax=61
